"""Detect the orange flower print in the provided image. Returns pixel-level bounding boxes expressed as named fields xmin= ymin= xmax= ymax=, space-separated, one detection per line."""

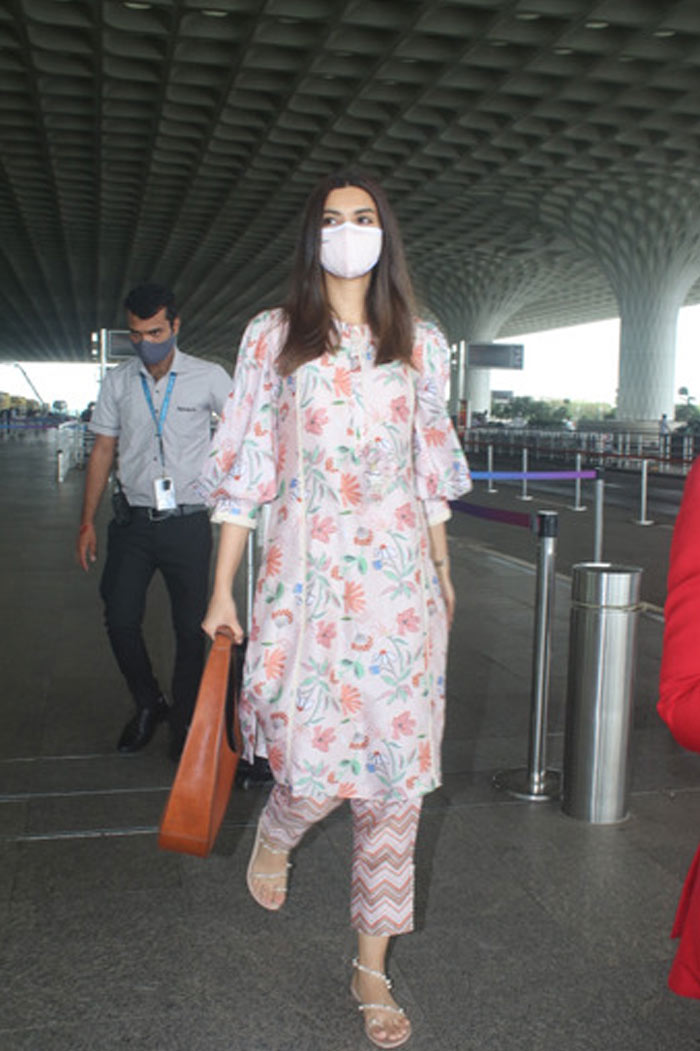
xmin=254 ymin=421 xmax=267 ymax=437
xmin=270 ymin=711 xmax=289 ymax=725
xmin=216 ymin=444 xmax=237 ymax=474
xmin=390 ymin=395 xmax=410 ymax=423
xmin=304 ymin=407 xmax=329 ymax=435
xmin=333 ymin=366 xmax=352 ymax=398
xmin=397 ymin=608 xmax=420 ymax=635
xmin=344 ymin=580 xmax=366 ymax=614
xmin=340 ymin=683 xmax=362 ymax=717
xmin=395 ymin=503 xmax=416 ymax=529
xmin=418 ymin=739 xmax=432 ymax=773
xmin=316 ymin=621 xmax=337 ymax=649
xmin=340 ymin=472 xmax=362 ymax=507
xmin=312 ymin=726 xmax=336 ymax=753
xmin=424 ymin=425 xmax=447 ymax=447
xmin=337 ymin=781 xmax=357 ymax=798
xmin=392 ymin=710 xmax=416 ymax=739
xmin=267 ymin=744 xmax=284 ymax=774
xmin=354 ymin=526 xmax=373 ymax=546
xmin=265 ymin=544 xmax=282 ymax=576
xmin=264 ymin=647 xmax=286 ymax=681
xmin=311 ymin=515 xmax=336 ymax=543
xmin=406 ymin=776 xmax=417 ymax=791
xmin=351 ymin=633 xmax=373 ymax=652
xmin=253 ymin=334 xmax=268 ymax=365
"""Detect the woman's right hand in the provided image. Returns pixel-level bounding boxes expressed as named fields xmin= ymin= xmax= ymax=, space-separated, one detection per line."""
xmin=202 ymin=591 xmax=245 ymax=644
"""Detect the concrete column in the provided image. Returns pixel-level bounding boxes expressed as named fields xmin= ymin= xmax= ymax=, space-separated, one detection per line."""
xmin=541 ymin=174 xmax=700 ymax=425
xmin=420 ymin=252 xmax=556 ymax=419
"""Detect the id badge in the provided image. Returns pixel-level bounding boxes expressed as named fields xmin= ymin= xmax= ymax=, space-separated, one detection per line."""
xmin=154 ymin=476 xmax=177 ymax=511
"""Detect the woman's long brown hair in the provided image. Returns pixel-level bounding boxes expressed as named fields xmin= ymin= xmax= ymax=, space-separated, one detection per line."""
xmin=277 ymin=170 xmax=416 ymax=376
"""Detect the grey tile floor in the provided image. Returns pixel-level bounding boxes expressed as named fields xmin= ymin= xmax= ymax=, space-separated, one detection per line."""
xmin=1 ymin=432 xmax=699 ymax=1050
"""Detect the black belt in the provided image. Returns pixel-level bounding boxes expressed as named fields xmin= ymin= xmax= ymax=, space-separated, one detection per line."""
xmin=130 ymin=504 xmax=207 ymax=521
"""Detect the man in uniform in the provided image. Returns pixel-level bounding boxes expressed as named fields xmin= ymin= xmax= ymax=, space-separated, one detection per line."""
xmin=77 ymin=283 xmax=230 ymax=758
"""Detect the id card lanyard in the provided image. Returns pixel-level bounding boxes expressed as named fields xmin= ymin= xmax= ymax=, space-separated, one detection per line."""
xmin=140 ymin=371 xmax=176 ymax=472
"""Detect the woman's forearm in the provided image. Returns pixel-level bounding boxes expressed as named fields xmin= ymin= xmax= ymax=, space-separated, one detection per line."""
xmin=428 ymin=520 xmax=449 ymax=566
xmin=212 ymin=521 xmax=253 ymax=596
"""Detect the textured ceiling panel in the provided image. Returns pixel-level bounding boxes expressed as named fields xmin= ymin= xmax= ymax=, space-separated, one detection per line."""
xmin=2 ymin=0 xmax=700 ymax=361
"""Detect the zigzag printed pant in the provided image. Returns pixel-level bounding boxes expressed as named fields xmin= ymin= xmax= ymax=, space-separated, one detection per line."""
xmin=258 ymin=784 xmax=422 ymax=935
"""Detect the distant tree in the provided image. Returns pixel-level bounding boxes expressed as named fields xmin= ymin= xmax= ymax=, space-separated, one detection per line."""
xmin=676 ymin=402 xmax=700 ymax=424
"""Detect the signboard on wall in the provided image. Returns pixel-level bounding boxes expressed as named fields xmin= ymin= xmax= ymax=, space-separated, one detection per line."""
xmin=467 ymin=343 xmax=524 ymax=369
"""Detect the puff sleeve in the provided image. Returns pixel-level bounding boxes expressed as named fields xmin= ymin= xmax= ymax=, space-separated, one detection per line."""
xmin=658 ymin=459 xmax=700 ymax=752
xmin=198 ymin=310 xmax=283 ymax=528
xmin=412 ymin=321 xmax=472 ymax=525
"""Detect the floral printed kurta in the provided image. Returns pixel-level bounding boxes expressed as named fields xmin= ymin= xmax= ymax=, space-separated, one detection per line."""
xmin=200 ymin=309 xmax=471 ymax=801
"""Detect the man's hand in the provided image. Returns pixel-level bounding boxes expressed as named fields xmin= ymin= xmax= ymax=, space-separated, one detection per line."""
xmin=77 ymin=521 xmax=98 ymax=572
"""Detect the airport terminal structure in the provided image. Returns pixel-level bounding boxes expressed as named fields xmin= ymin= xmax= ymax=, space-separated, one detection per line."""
xmin=3 ymin=3 xmax=700 ymax=1049
xmin=4 ymin=0 xmax=700 ymax=421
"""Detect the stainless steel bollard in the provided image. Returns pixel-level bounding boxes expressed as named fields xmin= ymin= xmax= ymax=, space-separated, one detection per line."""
xmin=562 ymin=563 xmax=642 ymax=824
xmin=493 ymin=511 xmax=561 ymax=802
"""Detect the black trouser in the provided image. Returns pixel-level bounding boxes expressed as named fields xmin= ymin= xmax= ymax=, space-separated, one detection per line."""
xmin=99 ymin=511 xmax=212 ymax=739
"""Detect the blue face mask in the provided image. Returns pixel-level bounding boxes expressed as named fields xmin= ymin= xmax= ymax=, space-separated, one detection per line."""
xmin=133 ymin=332 xmax=176 ymax=366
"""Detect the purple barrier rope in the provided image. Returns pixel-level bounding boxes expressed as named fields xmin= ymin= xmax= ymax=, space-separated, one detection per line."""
xmin=470 ymin=470 xmax=597 ymax=481
xmin=450 ymin=500 xmax=532 ymax=529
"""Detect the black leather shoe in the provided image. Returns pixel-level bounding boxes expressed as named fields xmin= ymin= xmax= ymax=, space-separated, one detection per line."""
xmin=117 ymin=697 xmax=169 ymax=753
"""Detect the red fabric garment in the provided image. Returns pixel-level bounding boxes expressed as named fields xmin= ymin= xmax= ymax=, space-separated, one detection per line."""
xmin=668 ymin=846 xmax=700 ymax=997
xmin=658 ymin=459 xmax=700 ymax=997
xmin=659 ymin=459 xmax=700 ymax=752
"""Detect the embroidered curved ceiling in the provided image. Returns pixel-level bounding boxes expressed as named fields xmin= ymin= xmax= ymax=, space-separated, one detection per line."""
xmin=3 ymin=0 xmax=700 ymax=362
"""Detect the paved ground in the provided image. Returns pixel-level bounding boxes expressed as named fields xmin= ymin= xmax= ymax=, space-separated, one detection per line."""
xmin=1 ymin=431 xmax=699 ymax=1051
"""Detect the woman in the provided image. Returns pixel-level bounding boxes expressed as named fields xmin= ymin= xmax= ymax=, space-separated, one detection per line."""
xmin=200 ymin=170 xmax=471 ymax=1048
xmin=659 ymin=456 xmax=700 ymax=997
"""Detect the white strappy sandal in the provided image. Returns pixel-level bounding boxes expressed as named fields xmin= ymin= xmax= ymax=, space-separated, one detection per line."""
xmin=351 ymin=957 xmax=412 ymax=1049
xmin=245 ymin=821 xmax=291 ymax=912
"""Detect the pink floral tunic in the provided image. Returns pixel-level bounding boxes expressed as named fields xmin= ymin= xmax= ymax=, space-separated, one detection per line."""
xmin=200 ymin=309 xmax=471 ymax=801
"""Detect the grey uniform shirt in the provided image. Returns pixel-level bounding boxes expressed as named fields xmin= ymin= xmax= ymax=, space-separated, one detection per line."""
xmin=90 ymin=348 xmax=230 ymax=507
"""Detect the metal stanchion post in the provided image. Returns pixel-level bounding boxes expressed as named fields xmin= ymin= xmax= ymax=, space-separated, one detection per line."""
xmin=562 ymin=563 xmax=642 ymax=823
xmin=486 ymin=444 xmax=497 ymax=494
xmin=56 ymin=449 xmax=64 ymax=483
xmin=517 ymin=447 xmax=532 ymax=501
xmin=568 ymin=452 xmax=587 ymax=511
xmin=493 ymin=511 xmax=561 ymax=801
xmin=634 ymin=459 xmax=654 ymax=526
xmin=593 ymin=471 xmax=604 ymax=561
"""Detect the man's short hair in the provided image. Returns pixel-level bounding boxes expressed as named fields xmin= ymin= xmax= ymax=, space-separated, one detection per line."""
xmin=124 ymin=283 xmax=177 ymax=323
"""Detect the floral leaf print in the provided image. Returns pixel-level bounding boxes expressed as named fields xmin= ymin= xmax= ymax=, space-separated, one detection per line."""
xmin=310 ymin=515 xmax=337 ymax=543
xmin=390 ymin=395 xmax=410 ymax=423
xmin=312 ymin=725 xmax=336 ymax=752
xmin=397 ymin=607 xmax=420 ymax=635
xmin=394 ymin=503 xmax=416 ymax=530
xmin=316 ymin=621 xmax=337 ymax=649
xmin=304 ymin=406 xmax=329 ymax=435
xmin=392 ymin=710 xmax=417 ymax=740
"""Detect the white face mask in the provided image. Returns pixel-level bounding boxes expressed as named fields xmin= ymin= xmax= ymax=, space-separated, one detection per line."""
xmin=320 ymin=222 xmax=383 ymax=279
